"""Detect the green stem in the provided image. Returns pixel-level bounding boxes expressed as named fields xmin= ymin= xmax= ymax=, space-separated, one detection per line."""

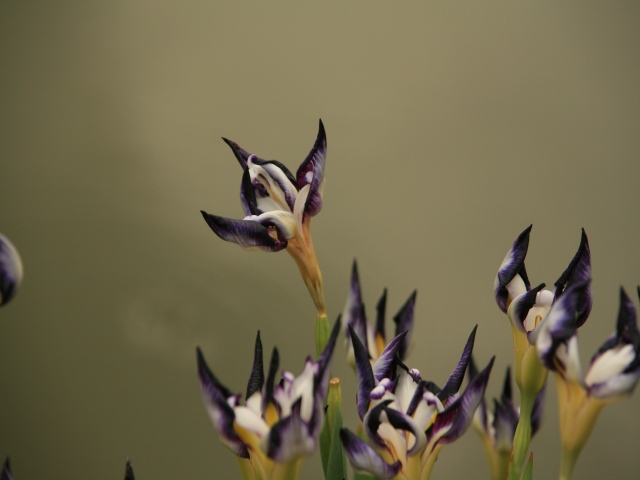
xmin=511 ymin=391 xmax=535 ymax=479
xmin=315 ymin=314 xmax=330 ymax=357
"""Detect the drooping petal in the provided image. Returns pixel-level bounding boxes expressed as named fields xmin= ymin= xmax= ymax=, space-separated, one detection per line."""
xmin=535 ymin=282 xmax=590 ymax=372
xmin=495 ymin=225 xmax=532 ymax=312
xmin=349 ymin=325 xmax=375 ymax=420
xmin=438 ymin=325 xmax=477 ymax=401
xmin=393 ymin=290 xmax=417 ymax=360
xmin=201 ymin=212 xmax=288 ymax=252
xmin=340 ymin=428 xmax=402 ymax=480
xmin=0 ymin=234 xmax=23 ymax=306
xmin=428 ymin=357 xmax=494 ymax=447
xmin=296 ymin=119 xmax=327 ymax=217
xmin=372 ymin=331 xmax=407 ymax=382
xmin=263 ymin=398 xmax=316 ymax=462
xmin=246 ymin=331 xmax=265 ymax=401
xmin=383 ymin=407 xmax=427 ymax=455
xmin=196 ymin=347 xmax=249 ymax=458
xmin=554 ymin=229 xmax=592 ymax=327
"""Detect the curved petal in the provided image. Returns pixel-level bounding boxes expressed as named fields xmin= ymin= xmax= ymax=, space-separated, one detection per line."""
xmin=263 ymin=398 xmax=316 ymax=462
xmin=340 ymin=428 xmax=402 ymax=480
xmin=393 ymin=290 xmax=417 ymax=360
xmin=245 ymin=211 xmax=297 ymax=241
xmin=554 ymin=229 xmax=592 ymax=327
xmin=296 ymin=119 xmax=327 ymax=217
xmin=508 ymin=284 xmax=546 ymax=334
xmin=0 ymin=234 xmax=23 ymax=306
xmin=438 ymin=325 xmax=477 ymax=401
xmin=349 ymin=325 xmax=375 ymax=420
xmin=201 ymin=212 xmax=287 ymax=252
xmin=343 ymin=261 xmax=367 ymax=352
xmin=372 ymin=331 xmax=407 ymax=382
xmin=495 ymin=225 xmax=532 ymax=312
xmin=428 ymin=357 xmax=494 ymax=447
xmin=536 ymin=282 xmax=590 ymax=372
xmin=196 ymin=347 xmax=249 ymax=458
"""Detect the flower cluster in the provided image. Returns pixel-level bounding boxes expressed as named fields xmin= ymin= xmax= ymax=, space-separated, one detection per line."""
xmin=197 ymin=318 xmax=341 ymax=479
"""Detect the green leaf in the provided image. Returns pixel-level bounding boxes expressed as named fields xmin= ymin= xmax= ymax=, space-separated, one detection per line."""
xmin=521 ymin=453 xmax=534 ymax=480
xmin=320 ymin=414 xmax=331 ymax=478
xmin=326 ymin=408 xmax=348 ymax=480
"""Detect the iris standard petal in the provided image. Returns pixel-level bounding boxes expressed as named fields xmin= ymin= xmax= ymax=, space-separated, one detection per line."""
xmin=495 ymin=225 xmax=532 ymax=312
xmin=340 ymin=428 xmax=402 ymax=480
xmin=0 ymin=234 xmax=23 ymax=306
xmin=196 ymin=347 xmax=250 ymax=458
xmin=393 ymin=290 xmax=417 ymax=360
xmin=372 ymin=331 xmax=407 ymax=382
xmin=349 ymin=325 xmax=376 ymax=420
xmin=554 ymin=229 xmax=592 ymax=327
xmin=536 ymin=282 xmax=590 ymax=371
xmin=428 ymin=357 xmax=494 ymax=447
xmin=201 ymin=212 xmax=288 ymax=252
xmin=296 ymin=119 xmax=327 ymax=218
xmin=438 ymin=325 xmax=477 ymax=401
xmin=246 ymin=331 xmax=265 ymax=401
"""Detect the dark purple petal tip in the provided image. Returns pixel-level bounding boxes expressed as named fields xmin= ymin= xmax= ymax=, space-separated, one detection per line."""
xmin=124 ymin=459 xmax=134 ymax=480
xmin=495 ymin=225 xmax=532 ymax=312
xmin=296 ymin=119 xmax=327 ymax=218
xmin=349 ymin=325 xmax=375 ymax=420
xmin=340 ymin=428 xmax=402 ymax=480
xmin=393 ymin=290 xmax=417 ymax=360
xmin=438 ymin=325 xmax=477 ymax=401
xmin=554 ymin=229 xmax=592 ymax=327
xmin=246 ymin=331 xmax=264 ymax=400
xmin=201 ymin=211 xmax=287 ymax=252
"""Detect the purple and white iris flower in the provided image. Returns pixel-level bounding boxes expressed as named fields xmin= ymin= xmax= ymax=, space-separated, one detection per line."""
xmin=494 ymin=226 xmax=591 ymax=396
xmin=342 ymin=260 xmax=416 ymax=369
xmin=0 ymin=233 xmax=23 ymax=307
xmin=535 ymin=284 xmax=640 ymax=479
xmin=197 ymin=318 xmax=340 ymax=480
xmin=340 ymin=325 xmax=494 ymax=480
xmin=201 ymin=121 xmax=328 ymax=316
xmin=468 ymin=358 xmax=545 ymax=480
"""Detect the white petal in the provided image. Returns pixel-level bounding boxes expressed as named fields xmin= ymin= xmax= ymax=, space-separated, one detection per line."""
xmin=234 ymin=406 xmax=270 ymax=438
xmin=585 ymin=344 xmax=635 ymax=387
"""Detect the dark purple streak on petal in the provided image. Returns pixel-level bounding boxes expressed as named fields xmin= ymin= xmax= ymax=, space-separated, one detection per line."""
xmin=438 ymin=325 xmax=477 ymax=401
xmin=495 ymin=225 xmax=532 ymax=312
xmin=296 ymin=119 xmax=327 ymax=217
xmin=246 ymin=331 xmax=264 ymax=400
xmin=554 ymin=229 xmax=592 ymax=327
xmin=349 ymin=325 xmax=375 ymax=420
xmin=375 ymin=288 xmax=388 ymax=342
xmin=393 ymin=290 xmax=417 ymax=360
xmin=201 ymin=212 xmax=287 ymax=252
xmin=372 ymin=331 xmax=407 ymax=382
xmin=340 ymin=428 xmax=402 ymax=480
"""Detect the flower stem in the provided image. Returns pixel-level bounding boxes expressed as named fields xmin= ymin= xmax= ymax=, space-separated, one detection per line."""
xmin=315 ymin=314 xmax=330 ymax=357
xmin=510 ymin=390 xmax=535 ymax=478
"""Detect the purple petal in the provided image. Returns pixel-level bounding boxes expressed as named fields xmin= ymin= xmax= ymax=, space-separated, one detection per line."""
xmin=265 ymin=398 xmax=315 ymax=462
xmin=343 ymin=261 xmax=368 ymax=351
xmin=510 ymin=283 xmax=546 ymax=333
xmin=492 ymin=397 xmax=519 ymax=449
xmin=375 ymin=288 xmax=388 ymax=342
xmin=240 ymin=168 xmax=260 ymax=216
xmin=536 ymin=282 xmax=589 ymax=371
xmin=393 ymin=290 xmax=417 ymax=360
xmin=124 ymin=459 xmax=134 ymax=480
xmin=438 ymin=326 xmax=477 ymax=401
xmin=0 ymin=234 xmax=23 ymax=306
xmin=466 ymin=356 xmax=488 ymax=432
xmin=363 ymin=400 xmax=395 ymax=450
xmin=1 ymin=458 xmax=12 ymax=480
xmin=349 ymin=325 xmax=375 ymax=420
xmin=429 ymin=357 xmax=494 ymax=446
xmin=405 ymin=379 xmax=429 ymax=417
xmin=201 ymin=211 xmax=287 ymax=252
xmin=340 ymin=428 xmax=402 ymax=480
xmin=262 ymin=347 xmax=280 ymax=415
xmin=296 ymin=119 xmax=327 ymax=217
xmin=495 ymin=225 xmax=532 ymax=312
xmin=196 ymin=347 xmax=249 ymax=458
xmin=554 ymin=229 xmax=592 ymax=327
xmin=372 ymin=331 xmax=407 ymax=382
xmin=223 ymin=137 xmax=256 ymax=169
xmin=245 ymin=331 xmax=264 ymax=400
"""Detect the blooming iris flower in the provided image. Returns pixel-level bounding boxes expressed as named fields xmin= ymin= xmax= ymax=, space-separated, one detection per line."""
xmin=342 ymin=260 xmax=416 ymax=368
xmin=201 ymin=121 xmax=328 ymax=316
xmin=535 ymin=283 xmax=640 ymax=480
xmin=494 ymin=226 xmax=590 ymax=474
xmin=0 ymin=233 xmax=23 ymax=307
xmin=197 ymin=318 xmax=340 ymax=480
xmin=340 ymin=325 xmax=494 ymax=480
xmin=468 ymin=358 xmax=545 ymax=480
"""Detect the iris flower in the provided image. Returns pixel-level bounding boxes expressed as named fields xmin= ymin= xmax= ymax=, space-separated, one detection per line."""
xmin=536 ymin=283 xmax=640 ymax=480
xmin=494 ymin=225 xmax=590 ymax=474
xmin=196 ymin=318 xmax=340 ymax=480
xmin=0 ymin=233 xmax=23 ymax=307
xmin=201 ymin=121 xmax=328 ymax=316
xmin=342 ymin=260 xmax=416 ymax=368
xmin=340 ymin=325 xmax=494 ymax=480
xmin=468 ymin=358 xmax=545 ymax=480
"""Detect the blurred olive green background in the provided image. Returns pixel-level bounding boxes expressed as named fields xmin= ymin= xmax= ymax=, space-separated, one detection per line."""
xmin=1 ymin=2 xmax=639 ymax=479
